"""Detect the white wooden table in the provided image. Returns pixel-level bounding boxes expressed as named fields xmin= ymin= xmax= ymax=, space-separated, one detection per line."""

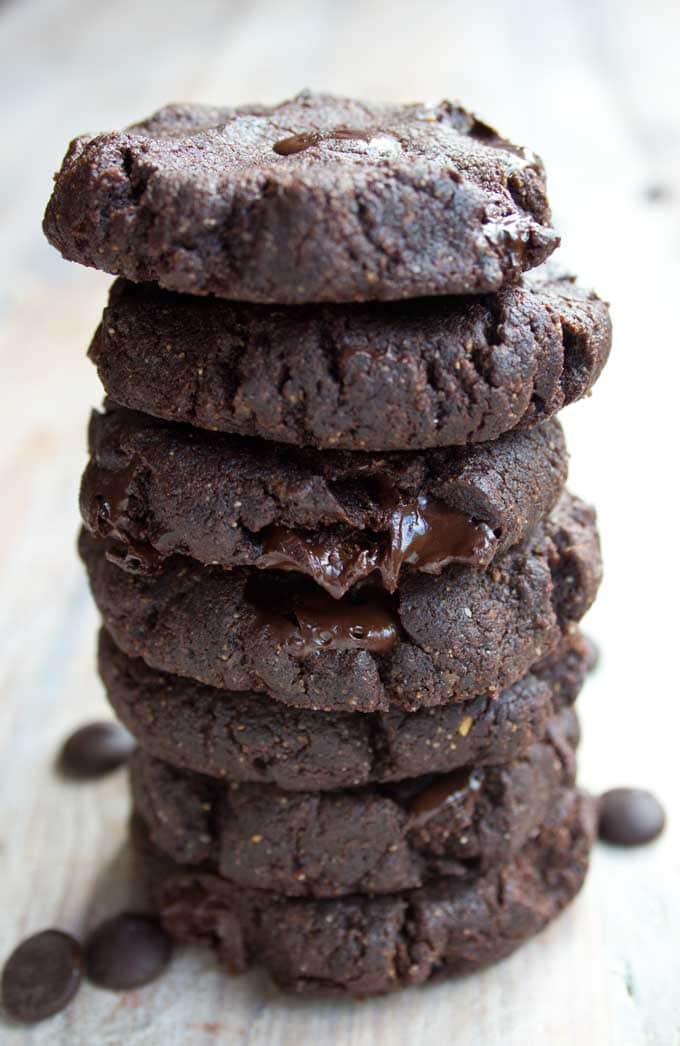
xmin=1 ymin=1 xmax=679 ymax=1042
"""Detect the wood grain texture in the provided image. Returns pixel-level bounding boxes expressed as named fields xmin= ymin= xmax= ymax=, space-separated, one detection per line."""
xmin=0 ymin=0 xmax=679 ymax=1042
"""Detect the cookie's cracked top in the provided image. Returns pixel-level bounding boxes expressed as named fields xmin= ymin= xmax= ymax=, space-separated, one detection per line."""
xmin=101 ymin=629 xmax=592 ymax=791
xmin=44 ymin=91 xmax=558 ymax=302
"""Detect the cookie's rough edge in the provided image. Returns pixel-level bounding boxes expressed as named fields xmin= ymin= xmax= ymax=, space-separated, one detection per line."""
xmin=80 ymin=491 xmax=602 ymax=712
xmin=129 ymin=709 xmax=578 ymax=897
xmin=80 ymin=404 xmax=568 ymax=589
xmin=43 ymin=92 xmax=558 ymax=303
xmin=87 ymin=268 xmax=611 ymax=451
xmin=100 ymin=628 xmax=592 ymax=791
xmin=134 ymin=790 xmax=595 ymax=996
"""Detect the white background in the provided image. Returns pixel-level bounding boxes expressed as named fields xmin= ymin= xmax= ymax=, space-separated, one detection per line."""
xmin=0 ymin=0 xmax=678 ymax=1042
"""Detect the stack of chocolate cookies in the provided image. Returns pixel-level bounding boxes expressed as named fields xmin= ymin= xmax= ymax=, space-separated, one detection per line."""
xmin=44 ymin=92 xmax=611 ymax=996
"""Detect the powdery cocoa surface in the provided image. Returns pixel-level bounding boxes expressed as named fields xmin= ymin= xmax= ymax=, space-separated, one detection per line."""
xmin=44 ymin=92 xmax=558 ymax=303
xmin=87 ymin=268 xmax=611 ymax=450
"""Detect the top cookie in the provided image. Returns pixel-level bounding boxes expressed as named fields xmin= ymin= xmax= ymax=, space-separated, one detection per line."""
xmin=43 ymin=91 xmax=558 ymax=303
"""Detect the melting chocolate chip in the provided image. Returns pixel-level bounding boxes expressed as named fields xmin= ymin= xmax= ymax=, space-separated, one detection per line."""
xmin=381 ymin=497 xmax=496 ymax=587
xmin=256 ymin=499 xmax=497 ymax=598
xmin=292 ymin=590 xmax=397 ymax=653
xmin=86 ymin=459 xmax=165 ymax=576
xmin=1 ymin=930 xmax=83 ymax=1023
xmin=256 ymin=527 xmax=380 ymax=599
xmin=407 ymin=768 xmax=483 ymax=826
xmin=598 ymin=788 xmax=666 ymax=847
xmin=273 ymin=127 xmax=375 ymax=156
xmin=57 ymin=721 xmax=135 ymax=779
xmin=253 ymin=580 xmax=399 ymax=655
xmin=84 ymin=913 xmax=172 ymax=990
xmin=86 ymin=459 xmax=140 ymax=539
xmin=87 ymin=450 xmax=497 ymax=593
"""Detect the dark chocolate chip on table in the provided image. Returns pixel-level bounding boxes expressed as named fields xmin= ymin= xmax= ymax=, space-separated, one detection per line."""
xmin=84 ymin=913 xmax=173 ymax=990
xmin=57 ymin=721 xmax=135 ymax=779
xmin=272 ymin=127 xmax=376 ymax=155
xmin=598 ymin=788 xmax=666 ymax=846
xmin=1 ymin=929 xmax=83 ymax=1024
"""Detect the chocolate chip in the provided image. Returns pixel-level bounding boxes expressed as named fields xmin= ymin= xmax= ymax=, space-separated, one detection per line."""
xmin=57 ymin=721 xmax=134 ymax=779
xmin=84 ymin=913 xmax=172 ymax=989
xmin=598 ymin=788 xmax=666 ymax=846
xmin=1 ymin=929 xmax=82 ymax=1023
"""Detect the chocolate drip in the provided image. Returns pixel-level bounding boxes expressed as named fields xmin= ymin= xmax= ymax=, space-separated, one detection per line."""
xmin=87 ymin=461 xmax=496 ymax=593
xmin=381 ymin=497 xmax=496 ymax=588
xmin=407 ymin=768 xmax=484 ymax=826
xmin=86 ymin=460 xmax=164 ymax=576
xmin=256 ymin=527 xmax=380 ymax=600
xmin=253 ymin=582 xmax=399 ymax=656
xmin=273 ymin=127 xmax=375 ymax=156
xmin=86 ymin=460 xmax=140 ymax=539
xmin=256 ymin=498 xmax=497 ymax=598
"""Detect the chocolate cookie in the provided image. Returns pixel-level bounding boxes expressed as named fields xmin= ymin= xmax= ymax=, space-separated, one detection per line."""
xmin=101 ymin=629 xmax=591 ymax=791
xmin=130 ymin=707 xmax=578 ymax=898
xmin=88 ymin=269 xmax=611 ymax=451
xmin=80 ymin=492 xmax=601 ymax=712
xmin=81 ymin=404 xmax=567 ymax=595
xmin=43 ymin=92 xmax=558 ymax=304
xmin=136 ymin=790 xmax=594 ymax=996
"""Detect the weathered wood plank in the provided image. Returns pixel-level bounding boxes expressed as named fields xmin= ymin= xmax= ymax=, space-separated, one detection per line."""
xmin=0 ymin=1 xmax=678 ymax=1042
